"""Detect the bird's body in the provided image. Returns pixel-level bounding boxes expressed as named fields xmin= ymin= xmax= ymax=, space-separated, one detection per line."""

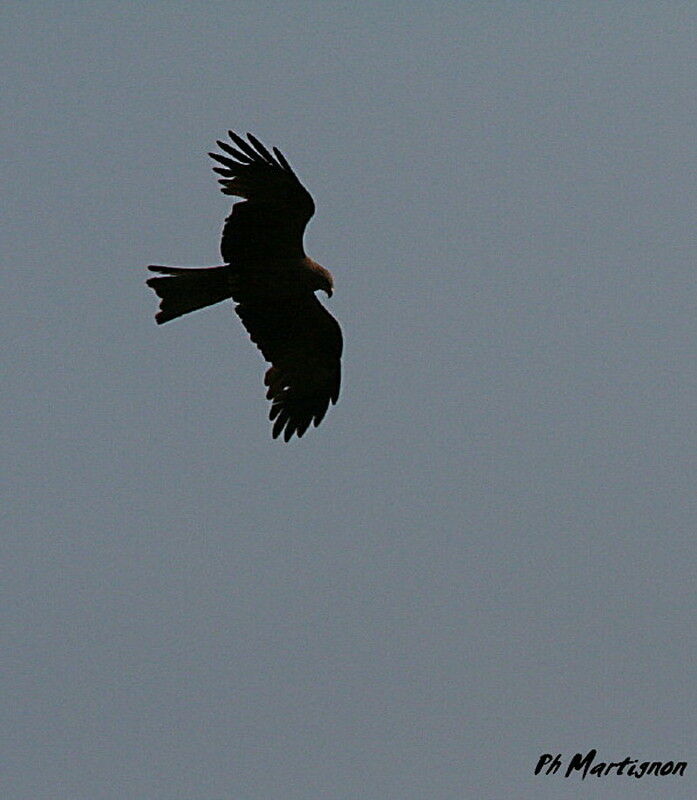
xmin=147 ymin=131 xmax=342 ymax=441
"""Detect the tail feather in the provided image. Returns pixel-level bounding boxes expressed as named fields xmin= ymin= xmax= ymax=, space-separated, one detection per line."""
xmin=147 ymin=265 xmax=232 ymax=324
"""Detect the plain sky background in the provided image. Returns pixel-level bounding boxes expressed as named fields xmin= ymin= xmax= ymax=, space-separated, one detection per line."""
xmin=3 ymin=2 xmax=695 ymax=798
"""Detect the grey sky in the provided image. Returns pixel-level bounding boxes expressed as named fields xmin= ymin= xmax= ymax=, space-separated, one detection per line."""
xmin=3 ymin=2 xmax=695 ymax=798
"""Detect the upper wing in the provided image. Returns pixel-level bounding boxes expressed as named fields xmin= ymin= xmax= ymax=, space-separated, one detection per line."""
xmin=233 ymin=290 xmax=343 ymax=441
xmin=209 ymin=131 xmax=315 ymax=263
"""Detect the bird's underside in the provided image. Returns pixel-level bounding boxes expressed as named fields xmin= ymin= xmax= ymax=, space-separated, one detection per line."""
xmin=146 ymin=130 xmax=343 ymax=441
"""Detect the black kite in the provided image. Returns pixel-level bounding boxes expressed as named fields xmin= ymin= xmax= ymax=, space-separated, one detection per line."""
xmin=147 ymin=131 xmax=342 ymax=441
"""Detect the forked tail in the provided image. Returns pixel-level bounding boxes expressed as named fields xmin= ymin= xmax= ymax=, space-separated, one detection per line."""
xmin=146 ymin=265 xmax=232 ymax=324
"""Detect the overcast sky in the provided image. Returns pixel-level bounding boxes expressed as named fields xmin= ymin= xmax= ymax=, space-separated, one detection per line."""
xmin=3 ymin=2 xmax=695 ymax=798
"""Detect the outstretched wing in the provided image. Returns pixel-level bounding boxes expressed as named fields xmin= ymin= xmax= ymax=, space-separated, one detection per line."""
xmin=232 ymin=288 xmax=343 ymax=441
xmin=209 ymin=131 xmax=315 ymax=263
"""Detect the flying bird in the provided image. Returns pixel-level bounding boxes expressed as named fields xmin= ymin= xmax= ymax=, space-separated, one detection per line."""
xmin=147 ymin=131 xmax=343 ymax=441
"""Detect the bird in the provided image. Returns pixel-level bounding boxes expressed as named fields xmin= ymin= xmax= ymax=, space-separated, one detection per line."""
xmin=147 ymin=130 xmax=343 ymax=442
